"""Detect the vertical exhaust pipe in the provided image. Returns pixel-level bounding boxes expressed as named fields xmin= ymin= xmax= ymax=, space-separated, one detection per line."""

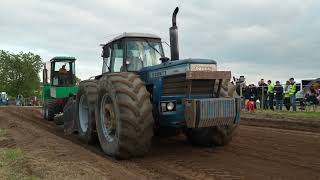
xmin=170 ymin=7 xmax=179 ymax=60
xmin=43 ymin=63 xmax=48 ymax=84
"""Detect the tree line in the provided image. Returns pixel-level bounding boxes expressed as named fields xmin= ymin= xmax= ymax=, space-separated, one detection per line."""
xmin=0 ymin=50 xmax=42 ymax=98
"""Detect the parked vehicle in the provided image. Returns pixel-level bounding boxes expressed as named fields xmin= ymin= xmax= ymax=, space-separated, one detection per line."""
xmin=0 ymin=92 xmax=9 ymax=105
xmin=16 ymin=94 xmax=25 ymax=106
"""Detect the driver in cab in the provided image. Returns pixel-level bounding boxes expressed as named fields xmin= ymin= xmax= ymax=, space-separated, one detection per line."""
xmin=126 ymin=42 xmax=143 ymax=71
xmin=58 ymin=65 xmax=68 ymax=85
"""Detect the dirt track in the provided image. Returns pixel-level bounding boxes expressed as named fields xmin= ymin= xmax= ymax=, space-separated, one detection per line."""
xmin=0 ymin=106 xmax=320 ymax=180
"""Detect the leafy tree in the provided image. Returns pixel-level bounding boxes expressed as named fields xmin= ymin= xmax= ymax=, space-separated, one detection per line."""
xmin=0 ymin=50 xmax=43 ymax=98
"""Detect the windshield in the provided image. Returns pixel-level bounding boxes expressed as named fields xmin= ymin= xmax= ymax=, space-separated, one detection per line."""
xmin=51 ymin=61 xmax=75 ymax=86
xmin=126 ymin=39 xmax=163 ymax=71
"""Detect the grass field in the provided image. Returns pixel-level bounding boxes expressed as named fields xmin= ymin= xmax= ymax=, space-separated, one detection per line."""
xmin=0 ymin=128 xmax=6 ymax=137
xmin=0 ymin=129 xmax=38 ymax=180
xmin=242 ymin=109 xmax=320 ymax=120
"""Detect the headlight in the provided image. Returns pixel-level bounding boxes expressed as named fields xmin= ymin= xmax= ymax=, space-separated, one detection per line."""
xmin=160 ymin=101 xmax=176 ymax=112
xmin=166 ymin=102 xmax=175 ymax=111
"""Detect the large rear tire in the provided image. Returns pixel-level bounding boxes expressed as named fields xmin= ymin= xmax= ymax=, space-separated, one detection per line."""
xmin=76 ymin=80 xmax=98 ymax=144
xmin=186 ymin=81 xmax=239 ymax=146
xmin=96 ymin=73 xmax=154 ymax=159
xmin=47 ymin=99 xmax=55 ymax=121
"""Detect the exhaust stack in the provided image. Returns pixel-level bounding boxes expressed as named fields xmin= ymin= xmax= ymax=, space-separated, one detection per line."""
xmin=170 ymin=7 xmax=179 ymax=60
xmin=43 ymin=63 xmax=48 ymax=84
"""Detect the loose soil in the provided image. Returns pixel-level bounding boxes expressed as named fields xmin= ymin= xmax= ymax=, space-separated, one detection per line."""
xmin=0 ymin=106 xmax=319 ymax=180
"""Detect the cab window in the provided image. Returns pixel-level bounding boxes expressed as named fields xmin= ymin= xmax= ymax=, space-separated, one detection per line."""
xmin=111 ymin=41 xmax=124 ymax=72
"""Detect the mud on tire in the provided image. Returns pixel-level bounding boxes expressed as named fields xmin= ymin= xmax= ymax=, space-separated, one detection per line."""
xmin=96 ymin=73 xmax=154 ymax=159
xmin=76 ymin=80 xmax=98 ymax=144
xmin=186 ymin=80 xmax=239 ymax=146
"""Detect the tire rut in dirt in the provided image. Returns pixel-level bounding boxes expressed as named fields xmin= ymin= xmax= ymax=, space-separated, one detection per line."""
xmin=3 ymin=107 xmax=177 ymax=179
xmin=3 ymin=107 xmax=108 ymax=158
xmin=134 ymin=158 xmax=244 ymax=180
xmin=3 ymin=107 xmax=320 ymax=180
xmin=96 ymin=73 xmax=154 ymax=159
xmin=0 ymin=135 xmax=16 ymax=148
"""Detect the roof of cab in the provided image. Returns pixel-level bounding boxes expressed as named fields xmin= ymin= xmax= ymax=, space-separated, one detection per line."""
xmin=50 ymin=56 xmax=76 ymax=62
xmin=105 ymin=32 xmax=161 ymax=45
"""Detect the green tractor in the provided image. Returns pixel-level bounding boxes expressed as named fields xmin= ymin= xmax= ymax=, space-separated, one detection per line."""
xmin=42 ymin=57 xmax=78 ymax=121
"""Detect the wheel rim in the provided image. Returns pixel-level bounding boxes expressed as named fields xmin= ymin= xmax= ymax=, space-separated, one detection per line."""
xmin=100 ymin=94 xmax=116 ymax=143
xmin=79 ymin=95 xmax=89 ymax=133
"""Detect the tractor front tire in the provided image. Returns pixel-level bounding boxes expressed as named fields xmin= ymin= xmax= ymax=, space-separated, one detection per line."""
xmin=186 ymin=81 xmax=239 ymax=146
xmin=47 ymin=99 xmax=55 ymax=121
xmin=96 ymin=73 xmax=154 ymax=159
xmin=76 ymin=80 xmax=98 ymax=144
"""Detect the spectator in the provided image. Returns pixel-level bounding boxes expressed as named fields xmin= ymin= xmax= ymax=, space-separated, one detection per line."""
xmin=317 ymin=88 xmax=320 ymax=103
xmin=274 ymin=81 xmax=284 ymax=110
xmin=249 ymin=84 xmax=258 ymax=110
xmin=289 ymin=78 xmax=297 ymax=111
xmin=242 ymin=84 xmax=258 ymax=111
xmin=267 ymin=80 xmax=275 ymax=110
xmin=303 ymin=90 xmax=320 ymax=111
xmin=308 ymin=89 xmax=320 ymax=105
xmin=243 ymin=85 xmax=249 ymax=110
xmin=258 ymin=79 xmax=268 ymax=109
xmin=283 ymin=81 xmax=291 ymax=111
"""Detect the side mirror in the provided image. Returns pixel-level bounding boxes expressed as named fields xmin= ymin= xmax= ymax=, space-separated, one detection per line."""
xmin=102 ymin=45 xmax=110 ymax=58
xmin=160 ymin=57 xmax=170 ymax=63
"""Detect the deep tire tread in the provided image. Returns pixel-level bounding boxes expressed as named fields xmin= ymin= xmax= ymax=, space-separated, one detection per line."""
xmin=76 ymin=80 xmax=98 ymax=144
xmin=97 ymin=72 xmax=154 ymax=159
xmin=47 ymin=99 xmax=55 ymax=121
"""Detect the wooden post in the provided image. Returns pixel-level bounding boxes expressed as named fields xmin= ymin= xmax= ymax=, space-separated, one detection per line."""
xmin=261 ymin=85 xmax=264 ymax=109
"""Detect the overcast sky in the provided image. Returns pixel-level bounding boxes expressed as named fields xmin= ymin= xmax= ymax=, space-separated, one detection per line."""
xmin=0 ymin=0 xmax=319 ymax=84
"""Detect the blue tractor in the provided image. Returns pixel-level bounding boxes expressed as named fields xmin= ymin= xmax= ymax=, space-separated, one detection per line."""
xmin=64 ymin=7 xmax=240 ymax=159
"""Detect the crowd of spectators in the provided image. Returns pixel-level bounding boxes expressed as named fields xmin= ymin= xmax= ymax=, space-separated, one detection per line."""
xmin=241 ymin=78 xmax=320 ymax=111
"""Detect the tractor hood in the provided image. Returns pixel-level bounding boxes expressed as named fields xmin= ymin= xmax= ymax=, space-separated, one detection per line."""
xmin=139 ymin=58 xmax=217 ymax=81
xmin=140 ymin=59 xmax=216 ymax=72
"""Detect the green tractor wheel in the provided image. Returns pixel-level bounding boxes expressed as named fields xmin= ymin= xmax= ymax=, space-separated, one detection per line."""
xmin=47 ymin=99 xmax=55 ymax=121
xmin=95 ymin=73 xmax=154 ymax=159
xmin=186 ymin=81 xmax=239 ymax=146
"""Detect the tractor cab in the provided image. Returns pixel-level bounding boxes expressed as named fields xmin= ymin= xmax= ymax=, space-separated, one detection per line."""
xmin=45 ymin=57 xmax=76 ymax=86
xmin=101 ymin=33 xmax=165 ymax=73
